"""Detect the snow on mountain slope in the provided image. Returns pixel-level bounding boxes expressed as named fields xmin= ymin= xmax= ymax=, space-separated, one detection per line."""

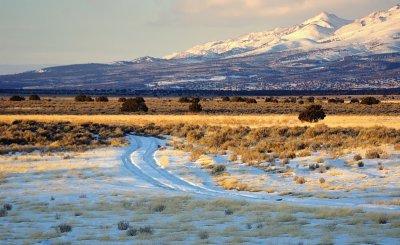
xmin=164 ymin=5 xmax=400 ymax=60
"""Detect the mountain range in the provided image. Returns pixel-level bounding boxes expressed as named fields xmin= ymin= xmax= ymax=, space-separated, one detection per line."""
xmin=1 ymin=5 xmax=399 ymax=91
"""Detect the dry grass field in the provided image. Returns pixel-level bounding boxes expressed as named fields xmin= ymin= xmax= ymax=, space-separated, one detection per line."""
xmin=1 ymin=114 xmax=400 ymax=129
xmin=1 ymin=96 xmax=400 ymax=115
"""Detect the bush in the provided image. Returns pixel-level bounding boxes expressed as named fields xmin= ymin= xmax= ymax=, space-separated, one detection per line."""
xmin=29 ymin=94 xmax=41 ymax=100
xmin=126 ymin=228 xmax=138 ymax=236
xmin=153 ymin=204 xmax=166 ymax=212
xmin=328 ymin=98 xmax=344 ymax=103
xmin=357 ymin=161 xmax=364 ymax=167
xmin=56 ymin=223 xmax=72 ymax=233
xmin=139 ymin=226 xmax=153 ymax=234
xmin=298 ymin=105 xmax=326 ymax=123
xmin=118 ymin=221 xmax=130 ymax=230
xmin=294 ymin=176 xmax=306 ymax=184
xmin=306 ymin=97 xmax=315 ymax=103
xmin=365 ymin=149 xmax=380 ymax=159
xmin=225 ymin=209 xmax=234 ymax=215
xmin=75 ymin=94 xmax=93 ymax=102
xmin=210 ymin=165 xmax=226 ymax=175
xmin=350 ymin=98 xmax=359 ymax=103
xmin=95 ymin=96 xmax=108 ymax=102
xmin=121 ymin=97 xmax=148 ymax=112
xmin=245 ymin=98 xmax=257 ymax=104
xmin=9 ymin=95 xmax=25 ymax=101
xmin=265 ymin=97 xmax=278 ymax=103
xmin=118 ymin=97 xmax=127 ymax=102
xmin=353 ymin=154 xmax=362 ymax=161
xmin=231 ymin=96 xmax=246 ymax=102
xmin=178 ymin=97 xmax=191 ymax=103
xmin=360 ymin=97 xmax=380 ymax=105
xmin=0 ymin=208 xmax=7 ymax=217
xmin=198 ymin=231 xmax=209 ymax=240
xmin=319 ymin=178 xmax=325 ymax=184
xmin=189 ymin=101 xmax=202 ymax=112
xmin=3 ymin=203 xmax=12 ymax=211
xmin=221 ymin=96 xmax=230 ymax=102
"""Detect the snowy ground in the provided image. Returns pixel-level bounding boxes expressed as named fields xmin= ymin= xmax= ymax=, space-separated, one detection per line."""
xmin=1 ymin=135 xmax=399 ymax=244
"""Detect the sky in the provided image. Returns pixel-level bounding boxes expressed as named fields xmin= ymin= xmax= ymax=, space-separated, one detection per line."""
xmin=0 ymin=0 xmax=398 ymax=69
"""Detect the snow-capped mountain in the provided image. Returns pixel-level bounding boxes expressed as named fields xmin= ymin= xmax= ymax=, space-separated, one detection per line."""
xmin=1 ymin=5 xmax=399 ymax=91
xmin=164 ymin=5 xmax=400 ymax=60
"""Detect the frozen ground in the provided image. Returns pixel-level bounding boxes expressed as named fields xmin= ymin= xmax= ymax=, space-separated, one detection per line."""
xmin=0 ymin=135 xmax=399 ymax=244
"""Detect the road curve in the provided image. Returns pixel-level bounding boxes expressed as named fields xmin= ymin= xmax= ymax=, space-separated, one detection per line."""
xmin=121 ymin=135 xmax=400 ymax=212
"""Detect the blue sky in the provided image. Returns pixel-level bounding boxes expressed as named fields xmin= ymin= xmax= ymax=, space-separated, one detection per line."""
xmin=0 ymin=0 xmax=398 ymax=66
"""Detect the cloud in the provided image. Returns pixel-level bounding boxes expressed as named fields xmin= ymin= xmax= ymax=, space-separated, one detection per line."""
xmin=155 ymin=0 xmax=398 ymax=27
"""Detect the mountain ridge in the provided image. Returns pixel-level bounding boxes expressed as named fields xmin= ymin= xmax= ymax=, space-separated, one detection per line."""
xmin=164 ymin=5 xmax=400 ymax=61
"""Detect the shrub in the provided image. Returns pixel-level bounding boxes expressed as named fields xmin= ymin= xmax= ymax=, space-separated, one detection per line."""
xmin=126 ymin=228 xmax=138 ymax=236
xmin=210 ymin=165 xmax=226 ymax=175
xmin=350 ymin=98 xmax=359 ymax=103
xmin=298 ymin=100 xmax=304 ymax=104
xmin=178 ymin=97 xmax=191 ymax=103
xmin=189 ymin=101 xmax=202 ymax=112
xmin=306 ymin=97 xmax=315 ymax=103
xmin=118 ymin=221 xmax=130 ymax=230
xmin=139 ymin=226 xmax=153 ymax=234
xmin=225 ymin=209 xmax=234 ymax=215
xmin=294 ymin=176 xmax=306 ymax=184
xmin=0 ymin=208 xmax=7 ymax=217
xmin=319 ymin=178 xmax=325 ymax=184
xmin=360 ymin=97 xmax=380 ymax=105
xmin=353 ymin=154 xmax=362 ymax=161
xmin=298 ymin=105 xmax=326 ymax=123
xmin=245 ymin=98 xmax=257 ymax=104
xmin=75 ymin=94 xmax=93 ymax=102
xmin=153 ymin=204 xmax=166 ymax=212
xmin=121 ymin=98 xmax=148 ymax=112
xmin=231 ymin=96 xmax=246 ymax=102
xmin=29 ymin=94 xmax=41 ymax=100
xmin=95 ymin=96 xmax=109 ymax=102
xmin=56 ymin=223 xmax=72 ymax=233
xmin=199 ymin=231 xmax=209 ymax=240
xmin=328 ymin=98 xmax=344 ymax=103
xmin=357 ymin=161 xmax=364 ymax=167
xmin=9 ymin=95 xmax=25 ymax=101
xmin=365 ymin=149 xmax=380 ymax=159
xmin=265 ymin=97 xmax=278 ymax=103
xmin=221 ymin=96 xmax=230 ymax=102
xmin=3 ymin=203 xmax=12 ymax=211
xmin=118 ymin=97 xmax=127 ymax=102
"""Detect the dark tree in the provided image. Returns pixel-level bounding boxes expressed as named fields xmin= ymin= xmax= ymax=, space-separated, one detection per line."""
xmin=118 ymin=98 xmax=127 ymax=102
xmin=95 ymin=96 xmax=109 ymax=102
xmin=9 ymin=95 xmax=25 ymax=101
xmin=360 ymin=97 xmax=380 ymax=105
xmin=29 ymin=94 xmax=41 ymax=101
xmin=189 ymin=101 xmax=202 ymax=112
xmin=120 ymin=98 xmax=148 ymax=112
xmin=298 ymin=105 xmax=326 ymax=123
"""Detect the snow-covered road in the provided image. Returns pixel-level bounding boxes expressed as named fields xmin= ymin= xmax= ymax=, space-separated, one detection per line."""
xmin=122 ymin=135 xmax=400 ymax=212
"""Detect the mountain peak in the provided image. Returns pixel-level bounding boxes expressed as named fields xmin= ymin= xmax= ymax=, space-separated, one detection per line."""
xmin=302 ymin=11 xmax=350 ymax=29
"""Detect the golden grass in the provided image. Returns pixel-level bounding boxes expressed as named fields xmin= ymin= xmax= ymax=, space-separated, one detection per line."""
xmin=1 ymin=114 xmax=400 ymax=128
xmin=369 ymin=200 xmax=400 ymax=206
